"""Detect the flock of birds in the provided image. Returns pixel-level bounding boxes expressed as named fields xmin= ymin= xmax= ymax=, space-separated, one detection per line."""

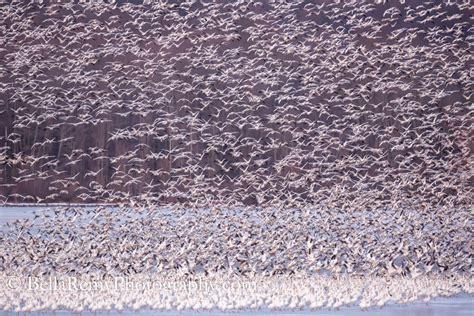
xmin=0 ymin=205 xmax=473 ymax=311
xmin=0 ymin=0 xmax=472 ymax=312
xmin=0 ymin=273 xmax=472 ymax=312
xmin=1 ymin=206 xmax=472 ymax=278
xmin=0 ymin=0 xmax=472 ymax=210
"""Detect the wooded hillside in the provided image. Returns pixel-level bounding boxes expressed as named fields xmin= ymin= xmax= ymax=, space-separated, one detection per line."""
xmin=0 ymin=0 xmax=472 ymax=209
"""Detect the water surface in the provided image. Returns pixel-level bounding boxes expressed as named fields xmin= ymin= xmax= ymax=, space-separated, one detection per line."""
xmin=0 ymin=206 xmax=472 ymax=315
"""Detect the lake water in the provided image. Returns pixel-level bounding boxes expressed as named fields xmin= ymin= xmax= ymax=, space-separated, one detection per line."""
xmin=0 ymin=206 xmax=472 ymax=315
xmin=0 ymin=295 xmax=473 ymax=316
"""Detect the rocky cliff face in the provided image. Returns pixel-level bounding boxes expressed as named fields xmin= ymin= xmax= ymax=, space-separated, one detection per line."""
xmin=0 ymin=0 xmax=472 ymax=208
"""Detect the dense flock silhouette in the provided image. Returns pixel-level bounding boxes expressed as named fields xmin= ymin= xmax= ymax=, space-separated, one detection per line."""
xmin=0 ymin=0 xmax=473 ymax=312
xmin=0 ymin=0 xmax=471 ymax=210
